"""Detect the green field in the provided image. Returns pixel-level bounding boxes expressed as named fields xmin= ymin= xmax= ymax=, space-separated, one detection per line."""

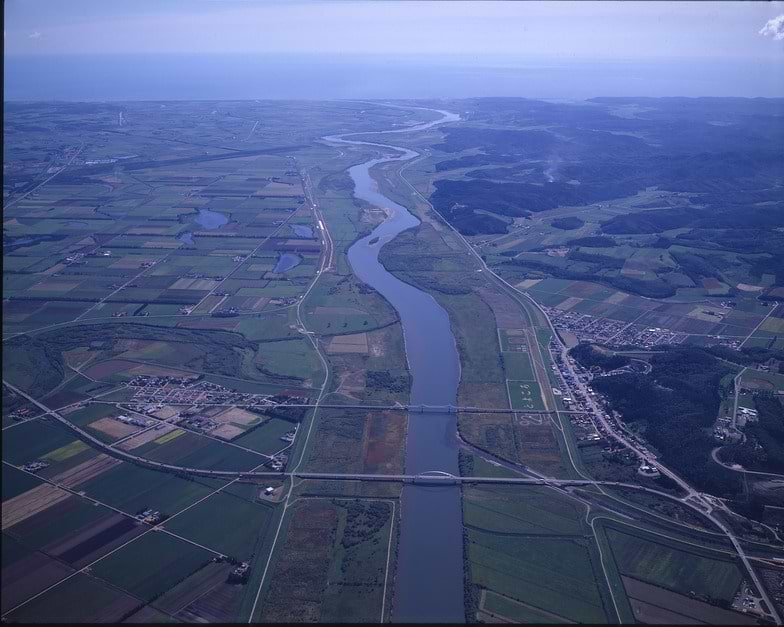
xmin=501 ymin=351 xmax=536 ymax=381
xmin=164 ymin=491 xmax=274 ymax=560
xmin=172 ymin=439 xmax=265 ymax=472
xmin=91 ymin=532 xmax=213 ymax=603
xmin=233 ymin=418 xmax=296 ymax=454
xmin=5 ymin=573 xmax=142 ymax=623
xmin=464 ymin=485 xmax=584 ymax=535
xmin=79 ymin=462 xmax=224 ymax=516
xmin=2 ymin=420 xmax=78 ymax=465
xmin=507 ymin=379 xmax=545 ymax=410
xmin=136 ymin=431 xmax=264 ymax=472
xmin=463 ymin=485 xmax=612 ymax=623
xmin=64 ymin=403 xmax=118 ymax=427
xmin=603 ymin=522 xmax=744 ymax=603
xmin=483 ymin=590 xmax=561 ymax=623
xmin=2 ymin=465 xmax=43 ymax=501
xmin=43 ymin=440 xmax=90 ymax=462
xmin=2 ymin=532 xmax=35 ymax=569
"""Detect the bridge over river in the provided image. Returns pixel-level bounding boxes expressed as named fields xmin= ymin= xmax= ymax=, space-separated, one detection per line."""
xmin=5 ymin=380 xmax=713 ymax=517
xmin=113 ymin=400 xmax=576 ymax=414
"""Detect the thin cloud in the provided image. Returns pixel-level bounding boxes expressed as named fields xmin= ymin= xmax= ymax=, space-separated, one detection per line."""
xmin=28 ymin=31 xmax=42 ymax=39
xmin=759 ymin=15 xmax=784 ymax=40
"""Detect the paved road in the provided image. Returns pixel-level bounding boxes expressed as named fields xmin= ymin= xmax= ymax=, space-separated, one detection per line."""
xmin=0 ymin=381 xmax=755 ymax=508
xmin=711 ymin=447 xmax=784 ymax=480
xmin=247 ymin=157 xmax=338 ymax=622
xmin=740 ymin=303 xmax=779 ymax=348
xmin=472 ymin=254 xmax=781 ymax=622
xmin=6 ymin=358 xmax=783 ymax=622
xmin=98 ymin=399 xmax=569 ymax=414
xmin=3 ymin=143 xmax=84 ymax=211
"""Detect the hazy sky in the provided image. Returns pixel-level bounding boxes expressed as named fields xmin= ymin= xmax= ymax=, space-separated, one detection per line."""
xmin=4 ymin=1 xmax=784 ymax=100
xmin=5 ymin=0 xmax=784 ymax=59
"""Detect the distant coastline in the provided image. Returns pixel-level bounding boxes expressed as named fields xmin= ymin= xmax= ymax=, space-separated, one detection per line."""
xmin=5 ymin=54 xmax=783 ymax=101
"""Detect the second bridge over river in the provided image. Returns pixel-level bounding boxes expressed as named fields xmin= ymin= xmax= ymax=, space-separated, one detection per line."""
xmin=117 ymin=401 xmax=570 ymax=414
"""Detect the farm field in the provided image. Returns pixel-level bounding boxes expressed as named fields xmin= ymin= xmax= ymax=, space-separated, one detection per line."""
xmin=2 ymin=419 xmax=80 ymax=466
xmin=90 ymin=531 xmax=213 ymax=603
xmin=4 ymin=572 xmax=143 ymax=623
xmin=1 ymin=99 xmax=426 ymax=623
xmin=463 ymin=484 xmax=615 ymax=623
xmin=76 ymin=461 xmax=224 ymax=515
xmin=163 ymin=490 xmax=274 ymax=560
xmin=620 ymin=575 xmax=758 ymax=625
xmin=600 ymin=520 xmax=745 ymax=604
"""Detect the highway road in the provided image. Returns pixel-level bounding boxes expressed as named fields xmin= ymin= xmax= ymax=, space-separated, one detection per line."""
xmin=247 ymin=156 xmax=337 ymax=623
xmin=97 ymin=400 xmax=569 ymax=414
xmin=6 ymin=355 xmax=783 ymax=622
xmin=3 ymin=143 xmax=84 ymax=211
xmin=711 ymin=446 xmax=784 ymax=481
xmin=2 ymin=380 xmax=767 ymax=525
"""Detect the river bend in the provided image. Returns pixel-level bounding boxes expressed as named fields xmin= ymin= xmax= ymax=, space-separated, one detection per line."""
xmin=326 ymin=108 xmax=465 ymax=622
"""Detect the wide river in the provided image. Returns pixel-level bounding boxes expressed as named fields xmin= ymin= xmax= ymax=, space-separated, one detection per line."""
xmin=326 ymin=109 xmax=465 ymax=622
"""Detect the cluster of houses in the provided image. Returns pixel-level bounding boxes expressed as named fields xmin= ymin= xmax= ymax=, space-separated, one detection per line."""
xmin=135 ymin=508 xmax=165 ymax=525
xmin=22 ymin=460 xmax=49 ymax=474
xmin=228 ymin=561 xmax=251 ymax=584
xmin=114 ymin=414 xmax=153 ymax=428
xmin=266 ymin=453 xmax=288 ymax=472
xmin=10 ymin=407 xmax=35 ymax=422
xmin=279 ymin=428 xmax=297 ymax=444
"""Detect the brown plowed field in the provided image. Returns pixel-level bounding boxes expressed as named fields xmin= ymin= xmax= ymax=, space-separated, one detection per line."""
xmin=51 ymin=454 xmax=122 ymax=488
xmin=2 ymin=484 xmax=71 ymax=530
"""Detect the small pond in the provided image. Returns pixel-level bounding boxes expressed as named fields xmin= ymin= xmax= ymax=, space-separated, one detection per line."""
xmin=290 ymin=224 xmax=313 ymax=238
xmin=273 ymin=253 xmax=302 ymax=273
xmin=195 ymin=208 xmax=228 ymax=229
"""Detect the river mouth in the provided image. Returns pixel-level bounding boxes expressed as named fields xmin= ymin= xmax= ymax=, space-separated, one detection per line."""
xmin=329 ymin=108 xmax=465 ymax=623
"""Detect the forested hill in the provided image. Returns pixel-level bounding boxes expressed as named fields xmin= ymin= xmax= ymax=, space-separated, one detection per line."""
xmin=590 ymin=347 xmax=743 ymax=497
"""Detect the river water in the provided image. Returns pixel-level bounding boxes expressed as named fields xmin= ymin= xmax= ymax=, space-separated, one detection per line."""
xmin=327 ymin=109 xmax=465 ymax=622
